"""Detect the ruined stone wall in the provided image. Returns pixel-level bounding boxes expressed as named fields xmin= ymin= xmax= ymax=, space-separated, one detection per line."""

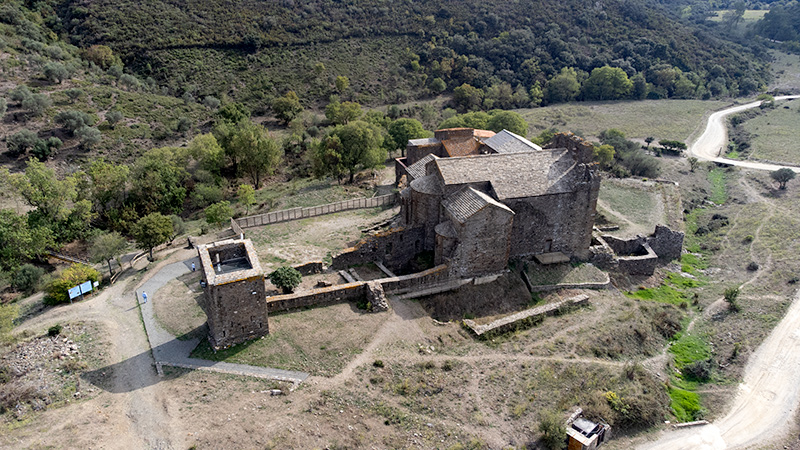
xmin=267 ymin=282 xmax=366 ymax=313
xmin=545 ymin=132 xmax=596 ymax=164
xmin=647 ymin=225 xmax=684 ymax=261
xmin=293 ymin=261 xmax=324 ymax=276
xmin=331 ymin=226 xmax=427 ymax=273
xmin=203 ymin=275 xmax=268 ymax=349
xmin=266 ymin=264 xmax=449 ymax=313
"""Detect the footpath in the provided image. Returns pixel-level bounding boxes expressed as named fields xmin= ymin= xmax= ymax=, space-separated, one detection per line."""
xmin=136 ymin=257 xmax=309 ymax=385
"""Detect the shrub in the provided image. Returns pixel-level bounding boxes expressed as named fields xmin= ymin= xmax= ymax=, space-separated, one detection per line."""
xmin=267 ymin=266 xmax=302 ymax=294
xmin=746 ymin=261 xmax=759 ymax=271
xmin=106 ymin=109 xmax=123 ymax=127
xmin=21 ymin=93 xmax=51 ymax=116
xmin=48 ymin=324 xmax=62 ymax=336
xmin=538 ymin=409 xmax=566 ymax=450
xmin=65 ymin=88 xmax=84 ymax=102
xmin=44 ymin=264 xmax=101 ymax=305
xmin=12 ymin=264 xmax=44 ymax=294
xmin=43 ymin=61 xmax=69 ymax=83
xmin=743 ymin=235 xmax=754 ymax=243
xmin=372 ymin=360 xmax=384 ymax=368
xmin=55 ymin=110 xmax=94 ymax=134
xmin=724 ymin=287 xmax=740 ymax=312
xmin=683 ymin=358 xmax=712 ymax=381
xmin=76 ymin=126 xmax=102 ymax=149
xmin=7 ymin=128 xmax=38 ymax=155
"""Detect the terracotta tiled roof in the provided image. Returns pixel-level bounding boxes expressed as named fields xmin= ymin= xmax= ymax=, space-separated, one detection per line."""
xmin=441 ymin=187 xmax=513 ymax=224
xmin=442 ymin=137 xmax=481 ymax=158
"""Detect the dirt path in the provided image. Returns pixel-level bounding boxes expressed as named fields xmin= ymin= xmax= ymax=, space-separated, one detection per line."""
xmin=688 ymin=95 xmax=800 ymax=172
xmin=638 ymin=178 xmax=800 ymax=450
xmin=6 ymin=252 xmax=194 ymax=450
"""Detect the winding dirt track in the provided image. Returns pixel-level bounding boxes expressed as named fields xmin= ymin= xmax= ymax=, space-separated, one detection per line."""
xmin=688 ymin=95 xmax=800 ymax=172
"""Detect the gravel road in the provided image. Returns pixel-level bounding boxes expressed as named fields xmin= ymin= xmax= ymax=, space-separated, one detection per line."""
xmin=688 ymin=95 xmax=800 ymax=172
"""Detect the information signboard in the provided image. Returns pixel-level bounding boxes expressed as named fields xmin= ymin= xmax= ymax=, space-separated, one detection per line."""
xmin=68 ymin=286 xmax=82 ymax=299
xmin=79 ymin=280 xmax=93 ymax=294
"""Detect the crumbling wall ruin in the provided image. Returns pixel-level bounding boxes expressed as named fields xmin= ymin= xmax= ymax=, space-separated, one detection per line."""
xmin=331 ymin=226 xmax=427 ymax=273
xmin=590 ymin=225 xmax=684 ymax=276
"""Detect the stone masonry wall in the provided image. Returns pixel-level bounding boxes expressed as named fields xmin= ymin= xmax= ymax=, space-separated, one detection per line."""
xmin=331 ymin=226 xmax=427 ymax=273
xmin=266 ymin=264 xmax=449 ymax=313
xmin=647 ymin=224 xmax=684 ymax=261
xmin=204 ymin=275 xmax=268 ymax=349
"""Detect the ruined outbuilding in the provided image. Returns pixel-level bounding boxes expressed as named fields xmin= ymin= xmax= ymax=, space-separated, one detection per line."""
xmin=197 ymin=239 xmax=267 ymax=349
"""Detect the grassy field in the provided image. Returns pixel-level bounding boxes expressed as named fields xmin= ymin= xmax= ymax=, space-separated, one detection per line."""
xmin=191 ymin=302 xmax=388 ymax=377
xmin=769 ymin=50 xmax=800 ymax=92
xmin=708 ymin=9 xmax=768 ymax=22
xmin=740 ymin=99 xmax=800 ymax=165
xmin=517 ymin=99 xmax=729 ymax=141
xmin=596 ymin=179 xmax=669 ymax=238
xmin=153 ymin=271 xmax=207 ymax=340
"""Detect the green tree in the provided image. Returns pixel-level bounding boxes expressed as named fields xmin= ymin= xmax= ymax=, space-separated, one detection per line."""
xmin=388 ymin=118 xmax=428 ymax=155
xmin=230 ymin=122 xmax=282 ymax=187
xmin=688 ymin=157 xmax=699 ymax=172
xmin=319 ymin=121 xmax=386 ymax=183
xmin=55 ymin=110 xmax=95 ymax=135
xmin=0 ymin=209 xmax=53 ymax=270
xmin=132 ymin=212 xmax=174 ymax=261
xmin=9 ymin=158 xmax=75 ymax=224
xmin=106 ymin=110 xmax=123 ymax=128
xmin=186 ymin=133 xmax=225 ymax=175
xmin=203 ymin=96 xmax=221 ymax=110
xmin=7 ymin=129 xmax=39 ymax=156
xmin=529 ymin=81 xmax=544 ymax=106
xmin=453 ymin=83 xmax=484 ymax=111
xmin=538 ymin=409 xmax=566 ymax=450
xmin=43 ymin=61 xmax=69 ymax=83
xmin=89 ymin=231 xmax=128 ymax=275
xmin=335 ymin=75 xmax=350 ymax=93
xmin=325 ymin=100 xmax=362 ymax=125
xmin=21 ymin=93 xmax=51 ymax=117
xmin=430 ymin=77 xmax=446 ymax=94
xmin=271 ymin=91 xmax=303 ymax=125
xmin=12 ymin=264 xmax=44 ymax=295
xmin=76 ymin=126 xmax=102 ymax=149
xmin=32 ymin=136 xmax=62 ymax=161
xmin=486 ymin=111 xmax=528 ymax=137
xmin=581 ymin=66 xmax=633 ymax=100
xmin=82 ymin=44 xmax=118 ymax=69
xmin=205 ymin=201 xmax=234 ymax=229
xmin=593 ymin=144 xmax=615 ymax=167
xmin=237 ymin=184 xmax=256 ymax=215
xmin=544 ymin=67 xmax=581 ymax=104
xmin=129 ymin=147 xmax=189 ymax=215
xmin=771 ymin=168 xmax=796 ymax=190
xmin=169 ymin=215 xmax=185 ymax=243
xmin=65 ymin=88 xmax=84 ymax=103
xmin=268 ymin=266 xmax=302 ymax=294
xmin=216 ymin=102 xmax=250 ymax=124
xmin=83 ymin=158 xmax=129 ymax=218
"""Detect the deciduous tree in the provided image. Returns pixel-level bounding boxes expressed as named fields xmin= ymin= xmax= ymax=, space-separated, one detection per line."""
xmin=271 ymin=91 xmax=303 ymax=125
xmin=132 ymin=213 xmax=174 ymax=261
xmin=89 ymin=231 xmax=127 ymax=275
xmin=771 ymin=168 xmax=796 ymax=190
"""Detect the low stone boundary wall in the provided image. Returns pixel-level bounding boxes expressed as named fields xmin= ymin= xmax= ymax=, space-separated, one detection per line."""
xmin=463 ymin=294 xmax=589 ymax=338
xmin=267 ymin=282 xmax=366 ymax=313
xmin=265 ymin=264 xmax=449 ymax=313
xmin=293 ymin=261 xmax=323 ymax=276
xmin=230 ymin=217 xmax=244 ymax=238
xmin=528 ymin=279 xmax=610 ymax=293
xmin=235 ymin=194 xmax=398 ymax=229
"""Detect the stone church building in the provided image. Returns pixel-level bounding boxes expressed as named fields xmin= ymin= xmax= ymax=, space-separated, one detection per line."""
xmin=395 ymin=129 xmax=601 ymax=278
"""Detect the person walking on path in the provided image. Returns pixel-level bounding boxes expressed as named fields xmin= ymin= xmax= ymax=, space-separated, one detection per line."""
xmin=191 ymin=262 xmax=195 ymax=272
xmin=141 ymin=291 xmax=148 ymax=304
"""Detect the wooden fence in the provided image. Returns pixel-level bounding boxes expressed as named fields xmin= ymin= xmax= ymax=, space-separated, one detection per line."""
xmin=234 ymin=193 xmax=398 ymax=230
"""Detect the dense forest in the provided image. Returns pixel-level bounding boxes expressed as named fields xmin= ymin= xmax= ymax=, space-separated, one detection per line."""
xmin=39 ymin=0 xmax=772 ymax=109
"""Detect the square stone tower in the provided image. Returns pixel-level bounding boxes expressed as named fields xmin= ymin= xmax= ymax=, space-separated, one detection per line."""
xmin=197 ymin=239 xmax=267 ymax=349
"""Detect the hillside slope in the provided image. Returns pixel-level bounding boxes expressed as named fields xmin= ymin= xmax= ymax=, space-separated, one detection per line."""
xmin=52 ymin=0 xmax=771 ymax=108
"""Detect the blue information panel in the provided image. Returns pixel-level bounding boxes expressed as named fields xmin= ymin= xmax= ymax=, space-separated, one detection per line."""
xmin=79 ymin=281 xmax=93 ymax=294
xmin=68 ymin=286 xmax=82 ymax=299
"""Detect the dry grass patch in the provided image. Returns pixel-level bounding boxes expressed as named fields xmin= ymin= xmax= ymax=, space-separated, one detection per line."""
xmin=153 ymin=271 xmax=207 ymax=340
xmin=518 ymin=99 xmax=728 ymax=141
xmin=597 ymin=179 xmax=667 ymax=238
xmin=191 ymin=302 xmax=388 ymax=376
xmin=741 ymin=98 xmax=800 ymax=165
